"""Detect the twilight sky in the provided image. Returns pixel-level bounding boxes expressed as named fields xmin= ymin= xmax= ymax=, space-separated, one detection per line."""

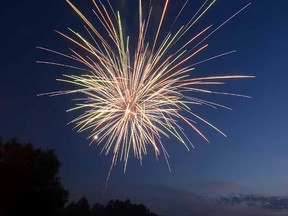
xmin=1 ymin=0 xmax=288 ymax=215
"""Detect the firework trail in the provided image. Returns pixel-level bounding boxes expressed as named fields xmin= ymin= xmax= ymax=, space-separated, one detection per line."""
xmin=38 ymin=0 xmax=253 ymax=176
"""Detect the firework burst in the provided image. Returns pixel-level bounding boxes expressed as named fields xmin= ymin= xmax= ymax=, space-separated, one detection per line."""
xmin=38 ymin=0 xmax=253 ymax=173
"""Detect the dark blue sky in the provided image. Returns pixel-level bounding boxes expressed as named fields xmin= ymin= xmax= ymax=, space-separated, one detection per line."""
xmin=1 ymin=0 xmax=288 ymax=215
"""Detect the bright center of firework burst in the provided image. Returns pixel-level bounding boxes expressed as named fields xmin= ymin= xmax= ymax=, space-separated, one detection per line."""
xmin=124 ymin=90 xmax=137 ymax=116
xmin=39 ymin=0 xmax=253 ymax=172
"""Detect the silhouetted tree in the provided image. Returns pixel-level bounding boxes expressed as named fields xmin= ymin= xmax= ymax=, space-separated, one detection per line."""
xmin=91 ymin=203 xmax=106 ymax=216
xmin=0 ymin=136 xmax=159 ymax=216
xmin=65 ymin=196 xmax=92 ymax=216
xmin=105 ymin=199 xmax=158 ymax=216
xmin=0 ymin=137 xmax=68 ymax=216
xmin=65 ymin=197 xmax=159 ymax=216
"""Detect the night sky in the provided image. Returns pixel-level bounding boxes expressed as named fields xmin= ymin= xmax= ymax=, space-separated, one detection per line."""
xmin=1 ymin=0 xmax=288 ymax=215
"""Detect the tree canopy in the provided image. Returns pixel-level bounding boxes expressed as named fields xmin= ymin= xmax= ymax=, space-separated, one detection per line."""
xmin=0 ymin=137 xmax=159 ymax=216
xmin=0 ymin=137 xmax=68 ymax=216
xmin=65 ymin=197 xmax=159 ymax=216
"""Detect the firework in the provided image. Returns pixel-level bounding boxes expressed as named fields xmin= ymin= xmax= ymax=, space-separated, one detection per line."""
xmin=38 ymin=0 xmax=253 ymax=172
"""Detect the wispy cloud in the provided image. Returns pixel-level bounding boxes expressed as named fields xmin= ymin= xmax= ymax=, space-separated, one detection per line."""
xmin=219 ymin=194 xmax=288 ymax=211
xmin=104 ymin=181 xmax=288 ymax=216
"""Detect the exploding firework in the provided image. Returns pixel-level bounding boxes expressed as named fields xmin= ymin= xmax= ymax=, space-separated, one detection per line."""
xmin=38 ymin=0 xmax=253 ymax=172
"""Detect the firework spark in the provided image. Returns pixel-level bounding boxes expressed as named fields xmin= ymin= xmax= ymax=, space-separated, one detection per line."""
xmin=38 ymin=0 xmax=253 ymax=173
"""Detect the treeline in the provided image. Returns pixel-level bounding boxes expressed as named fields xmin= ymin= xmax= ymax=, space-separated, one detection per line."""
xmin=65 ymin=197 xmax=158 ymax=216
xmin=0 ymin=137 xmax=159 ymax=216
